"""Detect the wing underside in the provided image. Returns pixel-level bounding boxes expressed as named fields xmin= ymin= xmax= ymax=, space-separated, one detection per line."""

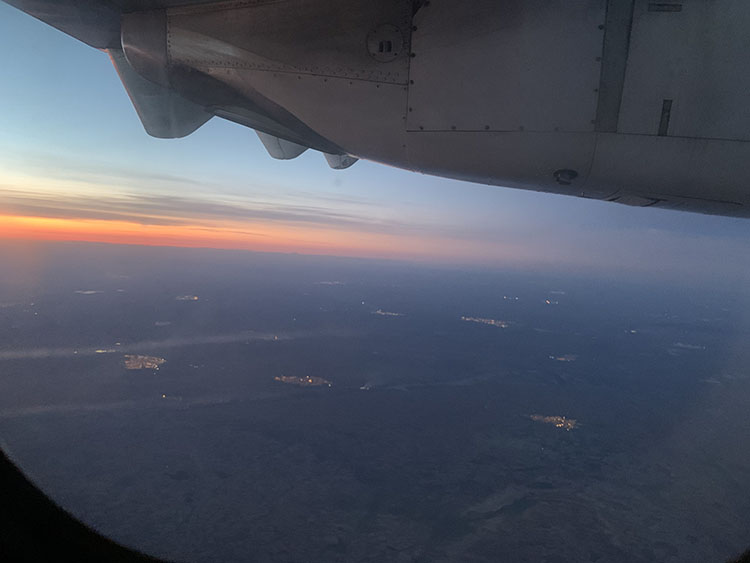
xmin=5 ymin=0 xmax=347 ymax=155
xmin=3 ymin=0 xmax=221 ymax=48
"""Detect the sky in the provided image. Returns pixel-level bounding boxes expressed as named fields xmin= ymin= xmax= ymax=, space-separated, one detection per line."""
xmin=1 ymin=3 xmax=750 ymax=284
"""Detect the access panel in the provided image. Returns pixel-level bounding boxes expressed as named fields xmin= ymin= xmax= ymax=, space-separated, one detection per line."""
xmin=407 ymin=0 xmax=606 ymax=133
xmin=617 ymin=0 xmax=750 ymax=141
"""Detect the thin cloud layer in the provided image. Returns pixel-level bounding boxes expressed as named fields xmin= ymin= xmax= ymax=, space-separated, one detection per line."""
xmin=0 ymin=187 xmax=394 ymax=230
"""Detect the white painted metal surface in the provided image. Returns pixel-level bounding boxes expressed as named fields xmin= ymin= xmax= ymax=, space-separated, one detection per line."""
xmin=407 ymin=0 xmax=606 ymax=132
xmin=109 ymin=48 xmax=211 ymax=138
xmin=256 ymin=131 xmax=308 ymax=160
xmin=6 ymin=0 xmax=750 ymax=217
xmin=167 ymin=0 xmax=412 ymax=85
xmin=324 ymin=153 xmax=359 ymax=170
xmin=588 ymin=133 xmax=749 ymax=213
xmin=618 ymin=0 xmax=750 ymax=141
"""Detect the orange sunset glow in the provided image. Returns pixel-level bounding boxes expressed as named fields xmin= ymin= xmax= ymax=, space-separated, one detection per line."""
xmin=0 ymin=213 xmax=511 ymax=263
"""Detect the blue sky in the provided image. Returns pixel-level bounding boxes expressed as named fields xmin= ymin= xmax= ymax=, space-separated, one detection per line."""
xmin=1 ymin=2 xmax=749 ymax=284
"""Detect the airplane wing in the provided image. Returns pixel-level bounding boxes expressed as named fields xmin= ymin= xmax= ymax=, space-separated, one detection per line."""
xmin=3 ymin=0 xmax=121 ymax=48
xmin=109 ymin=48 xmax=212 ymax=138
xmin=5 ymin=0 xmax=750 ymax=217
xmin=1 ymin=1 xmax=220 ymax=48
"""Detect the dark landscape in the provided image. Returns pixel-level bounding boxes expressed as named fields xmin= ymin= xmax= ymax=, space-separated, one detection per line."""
xmin=1 ymin=241 xmax=749 ymax=562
